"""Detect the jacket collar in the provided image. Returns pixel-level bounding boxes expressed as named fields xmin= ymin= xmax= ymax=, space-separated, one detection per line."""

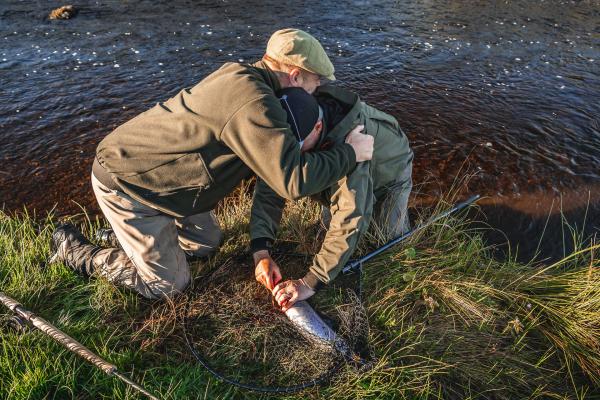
xmin=315 ymin=85 xmax=362 ymax=147
xmin=252 ymin=60 xmax=282 ymax=92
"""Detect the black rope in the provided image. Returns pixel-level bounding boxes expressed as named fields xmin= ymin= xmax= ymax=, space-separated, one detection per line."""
xmin=181 ymin=250 xmax=355 ymax=394
xmin=182 ymin=317 xmax=347 ymax=394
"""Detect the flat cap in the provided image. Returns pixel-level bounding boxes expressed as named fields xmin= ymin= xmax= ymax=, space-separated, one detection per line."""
xmin=266 ymin=28 xmax=336 ymax=81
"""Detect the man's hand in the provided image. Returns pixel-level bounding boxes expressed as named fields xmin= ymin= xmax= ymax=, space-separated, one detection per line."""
xmin=272 ymin=279 xmax=316 ymax=312
xmin=253 ymin=250 xmax=282 ymax=291
xmin=345 ymin=125 xmax=373 ymax=162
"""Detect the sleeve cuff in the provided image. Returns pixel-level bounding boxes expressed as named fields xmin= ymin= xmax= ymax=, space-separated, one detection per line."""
xmin=343 ymin=142 xmax=357 ymax=171
xmin=302 ymin=271 xmax=325 ymax=291
xmin=250 ymin=237 xmax=274 ymax=253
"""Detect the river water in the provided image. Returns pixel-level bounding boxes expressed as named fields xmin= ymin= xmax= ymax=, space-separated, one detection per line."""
xmin=1 ymin=1 xmax=598 ymax=261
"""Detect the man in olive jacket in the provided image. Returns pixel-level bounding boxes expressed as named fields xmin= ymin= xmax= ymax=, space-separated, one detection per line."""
xmin=51 ymin=29 xmax=374 ymax=299
xmin=250 ymin=86 xmax=413 ymax=311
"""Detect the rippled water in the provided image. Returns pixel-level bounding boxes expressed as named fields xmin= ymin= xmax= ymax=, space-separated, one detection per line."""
xmin=1 ymin=0 xmax=598 ymax=260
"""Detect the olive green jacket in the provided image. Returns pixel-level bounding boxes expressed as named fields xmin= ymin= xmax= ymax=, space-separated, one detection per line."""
xmin=95 ymin=62 xmax=356 ymax=217
xmin=250 ymin=86 xmax=413 ymax=289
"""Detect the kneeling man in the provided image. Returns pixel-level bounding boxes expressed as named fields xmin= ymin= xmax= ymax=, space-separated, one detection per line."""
xmin=51 ymin=29 xmax=374 ymax=299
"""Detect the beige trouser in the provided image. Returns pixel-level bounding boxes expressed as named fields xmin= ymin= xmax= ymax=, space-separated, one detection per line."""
xmin=91 ymin=174 xmax=222 ymax=299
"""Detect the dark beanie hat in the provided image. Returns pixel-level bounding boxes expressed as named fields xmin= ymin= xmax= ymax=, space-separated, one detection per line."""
xmin=276 ymin=87 xmax=320 ymax=142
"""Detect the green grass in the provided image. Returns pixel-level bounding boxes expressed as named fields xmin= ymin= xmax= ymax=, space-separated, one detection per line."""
xmin=0 ymin=187 xmax=599 ymax=399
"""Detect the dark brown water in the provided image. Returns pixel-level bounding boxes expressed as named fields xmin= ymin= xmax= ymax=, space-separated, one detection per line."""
xmin=1 ymin=1 xmax=599 ymax=261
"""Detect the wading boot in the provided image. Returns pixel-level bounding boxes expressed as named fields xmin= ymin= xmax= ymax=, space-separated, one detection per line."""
xmin=50 ymin=223 xmax=102 ymax=277
xmin=95 ymin=228 xmax=121 ymax=248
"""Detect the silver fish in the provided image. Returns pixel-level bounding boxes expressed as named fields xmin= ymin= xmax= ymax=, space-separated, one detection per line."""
xmin=284 ymin=300 xmax=352 ymax=358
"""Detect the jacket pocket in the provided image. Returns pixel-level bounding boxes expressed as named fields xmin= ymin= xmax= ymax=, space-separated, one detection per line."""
xmin=125 ymin=153 xmax=214 ymax=193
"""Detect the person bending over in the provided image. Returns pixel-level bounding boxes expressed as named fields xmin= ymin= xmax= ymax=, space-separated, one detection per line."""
xmin=250 ymin=86 xmax=413 ymax=310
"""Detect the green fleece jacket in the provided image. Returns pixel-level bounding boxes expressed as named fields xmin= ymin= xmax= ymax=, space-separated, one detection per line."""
xmin=95 ymin=61 xmax=356 ymax=217
xmin=250 ymin=86 xmax=413 ymax=289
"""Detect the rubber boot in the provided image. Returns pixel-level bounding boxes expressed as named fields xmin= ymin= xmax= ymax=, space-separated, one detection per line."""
xmin=96 ymin=228 xmax=121 ymax=249
xmin=50 ymin=223 xmax=102 ymax=277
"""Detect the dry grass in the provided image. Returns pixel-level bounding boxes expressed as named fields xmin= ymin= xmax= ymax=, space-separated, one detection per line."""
xmin=0 ymin=180 xmax=599 ymax=399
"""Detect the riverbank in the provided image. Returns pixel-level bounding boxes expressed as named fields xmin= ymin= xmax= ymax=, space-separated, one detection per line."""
xmin=1 ymin=189 xmax=598 ymax=399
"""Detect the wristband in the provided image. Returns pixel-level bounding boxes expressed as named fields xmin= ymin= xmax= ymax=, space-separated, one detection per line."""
xmin=250 ymin=237 xmax=274 ymax=253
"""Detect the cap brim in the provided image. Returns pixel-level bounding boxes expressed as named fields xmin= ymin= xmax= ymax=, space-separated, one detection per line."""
xmin=320 ymin=73 xmax=336 ymax=83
